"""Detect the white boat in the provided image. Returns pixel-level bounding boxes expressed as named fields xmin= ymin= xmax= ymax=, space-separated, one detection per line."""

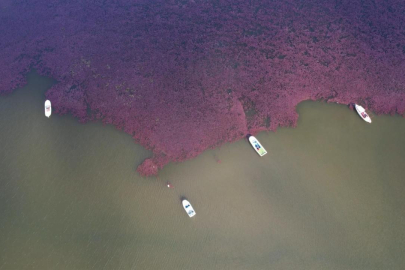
xmin=182 ymin=199 xmax=196 ymax=218
xmin=44 ymin=100 xmax=52 ymax=118
xmin=355 ymin=104 xmax=371 ymax=123
xmin=248 ymin=136 xmax=267 ymax=156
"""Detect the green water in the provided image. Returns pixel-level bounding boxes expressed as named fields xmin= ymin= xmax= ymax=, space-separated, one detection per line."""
xmin=0 ymin=73 xmax=404 ymax=270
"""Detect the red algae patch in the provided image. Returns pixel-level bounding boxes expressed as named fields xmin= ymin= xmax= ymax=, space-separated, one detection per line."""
xmin=137 ymin=158 xmax=160 ymax=177
xmin=1 ymin=0 xmax=405 ymax=175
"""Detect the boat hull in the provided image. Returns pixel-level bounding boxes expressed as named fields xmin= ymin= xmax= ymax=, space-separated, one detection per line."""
xmin=355 ymin=104 xmax=371 ymax=123
xmin=182 ymin=200 xmax=196 ymax=218
xmin=45 ymin=100 xmax=52 ymax=118
xmin=248 ymin=136 xmax=267 ymax=156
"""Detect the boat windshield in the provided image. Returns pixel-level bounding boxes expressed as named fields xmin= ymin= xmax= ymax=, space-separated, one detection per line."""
xmin=185 ymin=204 xmax=190 ymax=208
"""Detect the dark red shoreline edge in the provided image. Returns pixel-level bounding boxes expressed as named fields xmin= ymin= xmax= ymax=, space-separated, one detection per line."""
xmin=1 ymin=0 xmax=404 ymax=176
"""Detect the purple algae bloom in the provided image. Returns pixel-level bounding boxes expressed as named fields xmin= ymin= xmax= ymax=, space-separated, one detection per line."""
xmin=1 ymin=0 xmax=404 ymax=175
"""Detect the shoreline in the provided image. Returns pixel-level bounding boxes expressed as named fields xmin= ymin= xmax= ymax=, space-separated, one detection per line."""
xmin=3 ymin=71 xmax=405 ymax=177
xmin=1 ymin=0 xmax=405 ymax=175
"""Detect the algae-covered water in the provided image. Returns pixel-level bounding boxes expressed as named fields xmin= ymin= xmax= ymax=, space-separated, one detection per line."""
xmin=0 ymin=73 xmax=404 ymax=269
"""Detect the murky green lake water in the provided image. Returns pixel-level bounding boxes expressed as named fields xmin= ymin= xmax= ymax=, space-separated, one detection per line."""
xmin=1 ymin=73 xmax=404 ymax=269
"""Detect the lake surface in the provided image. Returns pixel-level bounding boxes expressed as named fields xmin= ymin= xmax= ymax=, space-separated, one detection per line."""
xmin=1 ymin=73 xmax=404 ymax=270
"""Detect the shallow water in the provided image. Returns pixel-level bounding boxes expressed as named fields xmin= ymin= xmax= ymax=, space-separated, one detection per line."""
xmin=0 ymin=73 xmax=404 ymax=270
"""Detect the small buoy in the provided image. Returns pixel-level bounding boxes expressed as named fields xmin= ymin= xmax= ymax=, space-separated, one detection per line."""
xmin=166 ymin=182 xmax=173 ymax=188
